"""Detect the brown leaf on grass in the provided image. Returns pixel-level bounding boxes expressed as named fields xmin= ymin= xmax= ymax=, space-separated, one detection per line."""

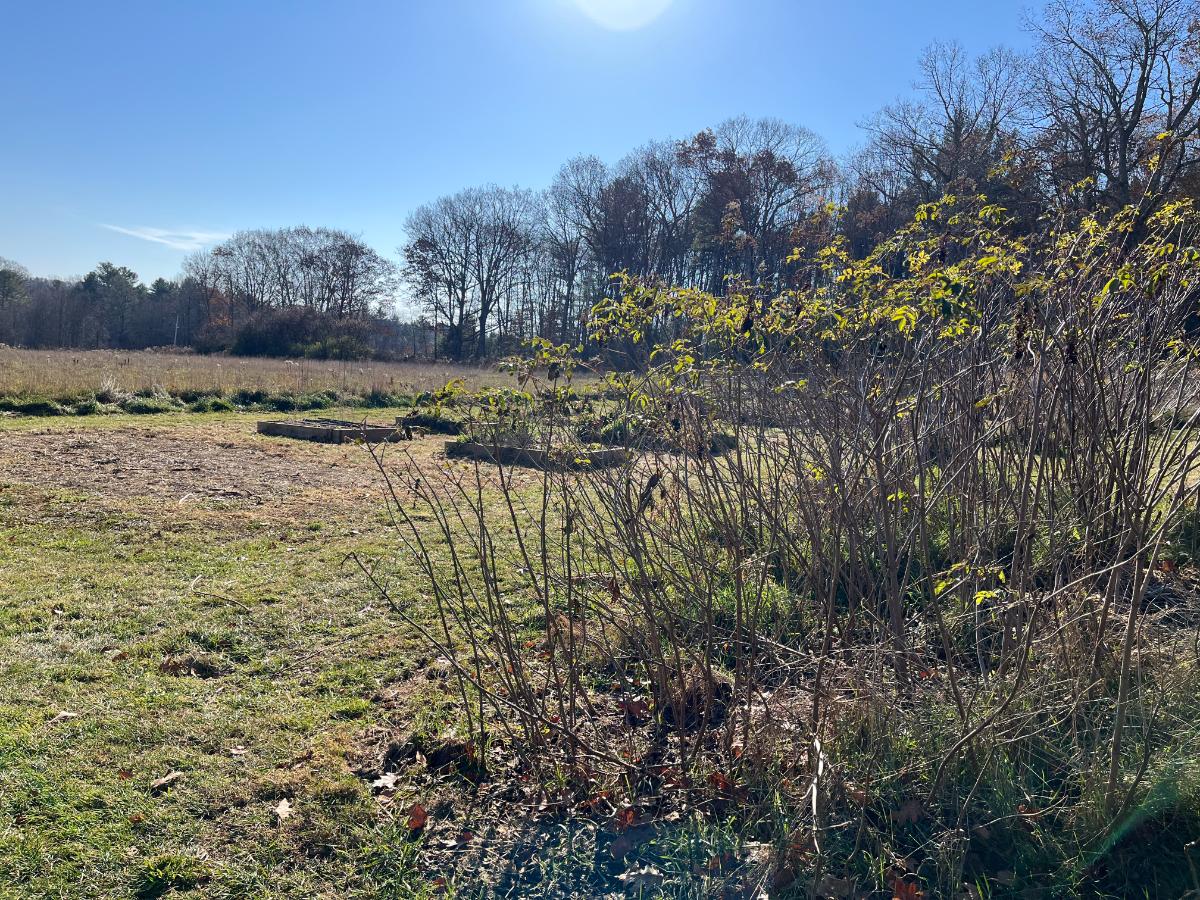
xmin=891 ymin=876 xmax=924 ymax=900
xmin=48 ymin=711 xmax=79 ymax=725
xmin=844 ymin=783 xmax=870 ymax=806
xmin=159 ymin=653 xmax=222 ymax=678
xmin=614 ymin=805 xmax=637 ymax=832
xmin=273 ymin=798 xmax=293 ymax=822
xmin=708 ymin=771 xmax=733 ymax=792
xmin=707 ymin=770 xmax=748 ymax=801
xmin=150 ymin=771 xmax=184 ymax=793
xmin=704 ymin=852 xmax=737 ymax=873
xmin=655 ymin=766 xmax=687 ymax=789
xmin=407 ymin=802 xmax=428 ymax=831
xmin=891 ymin=798 xmax=924 ymax=826
xmin=771 ymin=833 xmax=818 ymax=891
xmin=617 ymin=696 xmax=650 ymax=725
xmin=117 ymin=768 xmax=133 ymax=780
xmin=582 ymin=789 xmax=612 ymax=812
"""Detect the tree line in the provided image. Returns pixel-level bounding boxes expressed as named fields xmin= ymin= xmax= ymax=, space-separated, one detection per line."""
xmin=2 ymin=0 xmax=1197 ymax=361
xmin=0 ymin=228 xmax=406 ymax=359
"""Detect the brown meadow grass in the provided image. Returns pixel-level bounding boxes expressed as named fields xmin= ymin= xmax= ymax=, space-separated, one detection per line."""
xmin=0 ymin=346 xmax=517 ymax=398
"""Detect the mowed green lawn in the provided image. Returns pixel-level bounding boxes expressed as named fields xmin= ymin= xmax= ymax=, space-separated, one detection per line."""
xmin=0 ymin=412 xmax=447 ymax=899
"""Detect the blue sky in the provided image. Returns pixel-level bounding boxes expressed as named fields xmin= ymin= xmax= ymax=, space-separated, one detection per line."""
xmin=1 ymin=0 xmax=1032 ymax=282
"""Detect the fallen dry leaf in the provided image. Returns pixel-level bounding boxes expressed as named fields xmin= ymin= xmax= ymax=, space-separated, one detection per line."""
xmin=407 ymin=802 xmax=428 ymax=831
xmin=704 ymin=852 xmax=737 ymax=873
xmin=371 ymin=772 xmax=399 ymax=791
xmin=844 ymin=782 xmax=870 ymax=806
xmin=617 ymin=864 xmax=664 ymax=891
xmin=891 ymin=798 xmax=924 ymax=826
xmin=892 ymin=876 xmax=924 ymax=900
xmin=708 ymin=771 xmax=733 ymax=792
xmin=48 ymin=711 xmax=79 ymax=725
xmin=617 ymin=696 xmax=650 ymax=724
xmin=614 ymin=805 xmax=637 ymax=832
xmin=159 ymin=653 xmax=222 ymax=678
xmin=273 ymin=798 xmax=293 ymax=822
xmin=150 ymin=771 xmax=184 ymax=793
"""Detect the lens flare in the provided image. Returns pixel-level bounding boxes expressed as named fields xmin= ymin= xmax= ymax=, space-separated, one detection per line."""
xmin=572 ymin=0 xmax=673 ymax=30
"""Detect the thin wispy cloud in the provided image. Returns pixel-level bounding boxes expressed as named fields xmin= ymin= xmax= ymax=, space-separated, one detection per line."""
xmin=101 ymin=225 xmax=230 ymax=252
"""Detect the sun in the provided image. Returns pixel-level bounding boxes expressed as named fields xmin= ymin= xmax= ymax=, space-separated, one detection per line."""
xmin=572 ymin=0 xmax=674 ymax=30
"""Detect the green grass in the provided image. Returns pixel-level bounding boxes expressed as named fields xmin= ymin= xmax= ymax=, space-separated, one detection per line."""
xmin=0 ymin=415 xmax=437 ymax=898
xmin=4 ymin=411 xmax=1199 ymax=898
xmin=0 ymin=387 xmax=407 ymax=419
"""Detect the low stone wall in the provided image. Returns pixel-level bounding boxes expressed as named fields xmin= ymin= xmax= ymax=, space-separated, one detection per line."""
xmin=257 ymin=418 xmax=406 ymax=444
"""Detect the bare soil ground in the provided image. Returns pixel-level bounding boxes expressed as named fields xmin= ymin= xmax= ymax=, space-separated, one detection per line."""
xmin=0 ymin=426 xmax=376 ymax=506
xmin=0 ymin=414 xmax=450 ymax=515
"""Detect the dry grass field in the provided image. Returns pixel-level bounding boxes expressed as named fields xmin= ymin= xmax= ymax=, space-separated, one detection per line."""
xmin=0 ymin=347 xmax=517 ymax=401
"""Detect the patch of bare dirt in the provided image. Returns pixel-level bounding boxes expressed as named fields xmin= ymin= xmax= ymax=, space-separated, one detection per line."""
xmin=0 ymin=425 xmax=427 ymax=510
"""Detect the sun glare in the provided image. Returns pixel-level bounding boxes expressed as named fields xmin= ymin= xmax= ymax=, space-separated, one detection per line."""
xmin=572 ymin=0 xmax=673 ymax=30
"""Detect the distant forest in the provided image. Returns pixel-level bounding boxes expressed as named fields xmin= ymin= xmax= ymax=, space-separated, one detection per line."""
xmin=4 ymin=0 xmax=1199 ymax=362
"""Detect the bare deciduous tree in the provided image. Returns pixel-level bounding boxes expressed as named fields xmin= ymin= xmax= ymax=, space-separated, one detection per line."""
xmin=1030 ymin=0 xmax=1200 ymax=210
xmin=858 ymin=41 xmax=1028 ymax=229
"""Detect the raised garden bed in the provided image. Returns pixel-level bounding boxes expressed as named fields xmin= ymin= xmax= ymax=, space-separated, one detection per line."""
xmin=257 ymin=418 xmax=406 ymax=444
xmin=615 ymin=431 xmax=739 ymax=455
xmin=581 ymin=427 xmax=739 ymax=455
xmin=444 ymin=440 xmax=628 ymax=470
